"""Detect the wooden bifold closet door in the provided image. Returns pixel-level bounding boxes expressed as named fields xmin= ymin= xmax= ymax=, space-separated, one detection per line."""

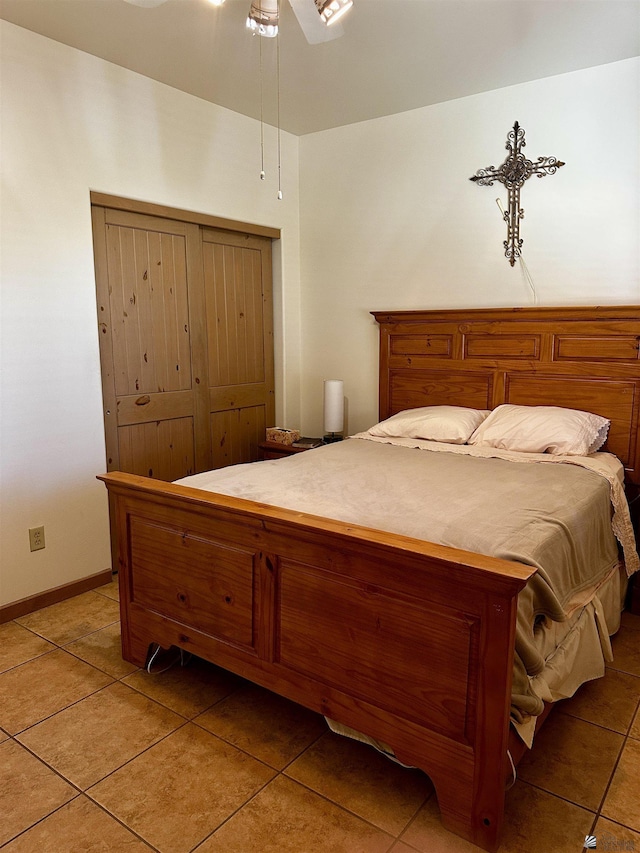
xmin=92 ymin=203 xmax=275 ymax=481
xmin=202 ymin=227 xmax=275 ymax=469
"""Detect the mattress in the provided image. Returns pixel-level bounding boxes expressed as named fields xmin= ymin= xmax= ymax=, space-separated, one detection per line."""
xmin=177 ymin=436 xmax=637 ymax=723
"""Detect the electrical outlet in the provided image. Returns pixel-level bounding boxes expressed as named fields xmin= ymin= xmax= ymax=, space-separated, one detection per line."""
xmin=29 ymin=526 xmax=45 ymax=552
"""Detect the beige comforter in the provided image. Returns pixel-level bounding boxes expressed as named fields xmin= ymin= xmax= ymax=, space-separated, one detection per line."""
xmin=178 ymin=437 xmax=637 ymax=720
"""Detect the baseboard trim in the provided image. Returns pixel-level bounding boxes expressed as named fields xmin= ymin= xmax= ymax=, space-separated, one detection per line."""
xmin=0 ymin=569 xmax=114 ymax=624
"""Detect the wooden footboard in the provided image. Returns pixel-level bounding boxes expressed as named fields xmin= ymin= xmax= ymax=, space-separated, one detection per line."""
xmin=100 ymin=471 xmax=535 ymax=852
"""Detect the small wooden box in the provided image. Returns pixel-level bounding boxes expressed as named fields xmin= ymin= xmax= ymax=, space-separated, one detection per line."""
xmin=265 ymin=427 xmax=301 ymax=446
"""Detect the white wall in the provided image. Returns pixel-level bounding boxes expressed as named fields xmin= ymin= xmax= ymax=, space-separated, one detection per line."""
xmin=2 ymin=19 xmax=638 ymax=609
xmin=0 ymin=21 xmax=302 ymax=606
xmin=299 ymin=59 xmax=640 ymax=435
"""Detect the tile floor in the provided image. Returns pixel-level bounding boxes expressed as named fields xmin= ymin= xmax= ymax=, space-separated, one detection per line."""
xmin=1 ymin=577 xmax=639 ymax=853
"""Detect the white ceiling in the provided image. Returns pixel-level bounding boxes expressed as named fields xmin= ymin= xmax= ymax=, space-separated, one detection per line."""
xmin=1 ymin=0 xmax=638 ymax=135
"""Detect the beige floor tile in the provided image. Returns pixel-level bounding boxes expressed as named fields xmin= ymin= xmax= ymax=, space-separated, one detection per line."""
xmin=122 ymin=655 xmax=242 ymax=718
xmin=517 ymin=713 xmax=623 ymax=810
xmin=559 ymin=668 xmax=640 ymax=734
xmin=15 ymin=591 xmax=120 ymax=645
xmin=94 ymin=574 xmax=120 ymax=601
xmin=89 ymin=722 xmax=275 ymax=853
xmin=0 ymin=649 xmax=113 ymax=735
xmin=2 ymin=795 xmax=150 ymax=852
xmin=591 ymin=817 xmax=640 ymax=850
xmin=195 ymin=683 xmax=325 ymax=769
xmin=0 ymin=740 xmax=76 ymax=846
xmin=5 ymin=589 xmax=638 ymax=853
xmin=601 ymin=737 xmax=640 ymax=831
xmin=0 ymin=622 xmax=55 ymax=673
xmin=18 ymin=681 xmax=184 ymax=789
xmin=286 ymin=730 xmax=432 ymax=836
xmin=402 ymin=781 xmax=594 ymax=853
xmin=609 ymin=615 xmax=640 ymax=678
xmin=195 ymin=774 xmax=394 ymax=853
xmin=64 ymin=622 xmax=137 ymax=679
xmin=500 ymin=781 xmax=595 ymax=853
xmin=631 ymin=705 xmax=640 ymax=740
xmin=399 ymin=793 xmax=490 ymax=853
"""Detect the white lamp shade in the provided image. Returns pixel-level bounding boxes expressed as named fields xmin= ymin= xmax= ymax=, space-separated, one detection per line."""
xmin=323 ymin=380 xmax=344 ymax=433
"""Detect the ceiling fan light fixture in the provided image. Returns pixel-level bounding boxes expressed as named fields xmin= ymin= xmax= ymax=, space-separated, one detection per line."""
xmin=316 ymin=0 xmax=353 ymax=27
xmin=246 ymin=0 xmax=279 ymax=37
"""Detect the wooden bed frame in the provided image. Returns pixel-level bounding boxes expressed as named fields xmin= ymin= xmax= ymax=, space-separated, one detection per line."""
xmin=100 ymin=305 xmax=640 ymax=851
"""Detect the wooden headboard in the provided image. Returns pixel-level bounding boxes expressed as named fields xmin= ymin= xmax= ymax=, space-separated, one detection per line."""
xmin=373 ymin=306 xmax=640 ymax=487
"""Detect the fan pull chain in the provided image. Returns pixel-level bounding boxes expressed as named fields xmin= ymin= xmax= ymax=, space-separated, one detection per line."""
xmin=259 ymin=34 xmax=265 ymax=180
xmin=276 ymin=0 xmax=283 ymax=200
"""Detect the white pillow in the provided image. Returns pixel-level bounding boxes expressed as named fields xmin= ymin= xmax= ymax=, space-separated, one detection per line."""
xmin=367 ymin=406 xmax=490 ymax=445
xmin=468 ymin=404 xmax=610 ymax=456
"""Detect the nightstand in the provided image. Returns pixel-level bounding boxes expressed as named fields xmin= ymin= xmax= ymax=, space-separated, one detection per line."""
xmin=258 ymin=441 xmax=311 ymax=461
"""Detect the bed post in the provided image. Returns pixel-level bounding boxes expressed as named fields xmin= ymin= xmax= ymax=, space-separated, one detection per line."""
xmin=390 ymin=567 xmax=521 ymax=852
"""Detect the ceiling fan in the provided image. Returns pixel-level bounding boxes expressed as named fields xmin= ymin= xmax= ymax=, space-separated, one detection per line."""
xmin=122 ymin=0 xmax=354 ymax=45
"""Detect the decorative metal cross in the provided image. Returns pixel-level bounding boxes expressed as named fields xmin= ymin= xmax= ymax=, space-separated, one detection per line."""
xmin=470 ymin=121 xmax=565 ymax=266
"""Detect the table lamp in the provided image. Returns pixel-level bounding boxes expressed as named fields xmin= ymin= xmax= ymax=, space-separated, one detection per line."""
xmin=323 ymin=379 xmax=344 ymax=443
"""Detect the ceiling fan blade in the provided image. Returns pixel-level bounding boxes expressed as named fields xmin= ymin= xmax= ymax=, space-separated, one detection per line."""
xmin=288 ymin=0 xmax=344 ymax=44
xmin=123 ymin=0 xmax=170 ymax=7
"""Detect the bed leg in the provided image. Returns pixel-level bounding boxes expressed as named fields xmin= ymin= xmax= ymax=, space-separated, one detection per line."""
xmin=435 ymin=778 xmax=503 ymax=853
xmin=120 ymin=621 xmax=154 ymax=669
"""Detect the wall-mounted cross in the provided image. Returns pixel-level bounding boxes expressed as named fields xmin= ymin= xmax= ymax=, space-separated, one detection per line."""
xmin=470 ymin=121 xmax=565 ymax=266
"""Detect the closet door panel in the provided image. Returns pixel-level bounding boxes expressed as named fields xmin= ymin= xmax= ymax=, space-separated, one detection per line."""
xmin=106 ymin=216 xmax=192 ymax=396
xmin=211 ymin=406 xmax=267 ymax=469
xmin=94 ymin=208 xmax=207 ymax=479
xmin=118 ymin=418 xmax=195 ymax=481
xmin=205 ymin=244 xmax=267 ymax=386
xmin=203 ymin=229 xmax=275 ymax=467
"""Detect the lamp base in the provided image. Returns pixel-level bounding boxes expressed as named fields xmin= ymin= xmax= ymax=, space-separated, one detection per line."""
xmin=323 ymin=433 xmax=343 ymax=444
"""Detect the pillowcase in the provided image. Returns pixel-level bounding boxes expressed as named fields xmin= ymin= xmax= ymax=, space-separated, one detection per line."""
xmin=468 ymin=404 xmax=610 ymax=456
xmin=367 ymin=406 xmax=490 ymax=445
